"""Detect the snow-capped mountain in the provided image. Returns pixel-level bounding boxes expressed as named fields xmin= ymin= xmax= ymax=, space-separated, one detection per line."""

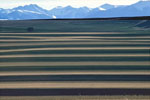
xmin=0 ymin=4 xmax=51 ymax=20
xmin=0 ymin=0 xmax=150 ymax=20
xmin=86 ymin=0 xmax=150 ymax=18
xmin=7 ymin=10 xmax=50 ymax=20
xmin=48 ymin=6 xmax=90 ymax=18
xmin=131 ymin=0 xmax=150 ymax=10
xmin=13 ymin=4 xmax=49 ymax=15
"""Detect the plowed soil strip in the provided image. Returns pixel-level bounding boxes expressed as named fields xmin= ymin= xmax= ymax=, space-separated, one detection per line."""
xmin=0 ymin=36 xmax=150 ymax=39
xmin=0 ymin=82 xmax=150 ymax=89
xmin=0 ymin=71 xmax=150 ymax=76
xmin=0 ymin=96 xmax=149 ymax=100
xmin=0 ymin=47 xmax=149 ymax=53
xmin=0 ymin=61 xmax=149 ymax=67
xmin=0 ymin=54 xmax=149 ymax=58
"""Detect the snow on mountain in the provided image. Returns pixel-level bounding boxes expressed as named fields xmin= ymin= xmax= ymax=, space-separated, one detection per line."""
xmin=48 ymin=6 xmax=90 ymax=18
xmin=52 ymin=15 xmax=57 ymax=19
xmin=87 ymin=0 xmax=150 ymax=18
xmin=13 ymin=4 xmax=48 ymax=14
xmin=0 ymin=1 xmax=150 ymax=20
xmin=98 ymin=7 xmax=106 ymax=11
xmin=0 ymin=4 xmax=52 ymax=20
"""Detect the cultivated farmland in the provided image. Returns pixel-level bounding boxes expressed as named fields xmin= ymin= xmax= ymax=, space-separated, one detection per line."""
xmin=0 ymin=19 xmax=150 ymax=99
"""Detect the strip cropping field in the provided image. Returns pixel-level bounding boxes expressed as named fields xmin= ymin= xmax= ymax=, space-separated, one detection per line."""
xmin=0 ymin=31 xmax=150 ymax=92
xmin=0 ymin=21 xmax=150 ymax=99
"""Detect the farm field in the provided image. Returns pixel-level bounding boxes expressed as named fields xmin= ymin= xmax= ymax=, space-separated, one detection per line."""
xmin=0 ymin=95 xmax=150 ymax=100
xmin=0 ymin=19 xmax=150 ymax=99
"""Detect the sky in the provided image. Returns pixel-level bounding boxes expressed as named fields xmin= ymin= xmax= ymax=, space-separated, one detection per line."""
xmin=0 ymin=0 xmax=145 ymax=9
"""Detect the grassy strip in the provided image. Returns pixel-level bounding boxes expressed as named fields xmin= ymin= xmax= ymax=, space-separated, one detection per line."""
xmin=0 ymin=20 xmax=139 ymax=33
xmin=0 ymin=65 xmax=149 ymax=72
xmin=0 ymin=49 xmax=149 ymax=55
xmin=0 ymin=56 xmax=149 ymax=62
xmin=0 ymin=75 xmax=150 ymax=82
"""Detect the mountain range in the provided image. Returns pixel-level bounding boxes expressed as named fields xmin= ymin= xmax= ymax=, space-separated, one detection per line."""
xmin=0 ymin=0 xmax=150 ymax=20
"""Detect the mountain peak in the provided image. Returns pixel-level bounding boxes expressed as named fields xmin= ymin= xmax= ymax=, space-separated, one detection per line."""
xmin=13 ymin=4 xmax=48 ymax=14
xmin=135 ymin=0 xmax=150 ymax=4
xmin=100 ymin=3 xmax=115 ymax=10
xmin=64 ymin=6 xmax=74 ymax=9
xmin=28 ymin=4 xmax=39 ymax=7
xmin=0 ymin=1 xmax=150 ymax=20
xmin=131 ymin=0 xmax=150 ymax=10
xmin=101 ymin=3 xmax=113 ymax=6
xmin=14 ymin=4 xmax=39 ymax=9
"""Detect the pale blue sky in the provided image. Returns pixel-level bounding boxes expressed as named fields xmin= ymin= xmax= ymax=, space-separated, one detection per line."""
xmin=0 ymin=0 xmax=147 ymax=9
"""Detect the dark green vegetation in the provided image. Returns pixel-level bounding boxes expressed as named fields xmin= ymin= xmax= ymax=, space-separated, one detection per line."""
xmin=0 ymin=19 xmax=150 ymax=33
xmin=1 ymin=75 xmax=150 ymax=82
xmin=136 ymin=20 xmax=150 ymax=28
xmin=1 ymin=89 xmax=150 ymax=96
xmin=0 ymin=65 xmax=150 ymax=72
